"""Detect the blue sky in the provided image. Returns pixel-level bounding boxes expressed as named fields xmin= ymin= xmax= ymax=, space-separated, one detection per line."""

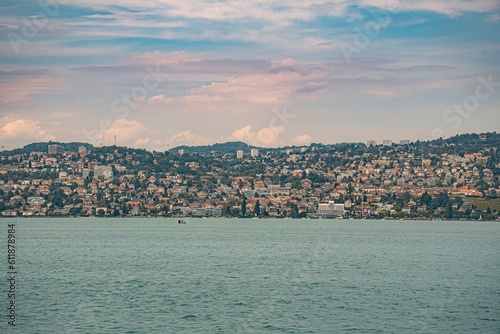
xmin=0 ymin=0 xmax=499 ymax=150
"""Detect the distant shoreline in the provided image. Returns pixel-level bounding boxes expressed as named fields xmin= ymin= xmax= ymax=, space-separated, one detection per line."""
xmin=1 ymin=216 xmax=498 ymax=222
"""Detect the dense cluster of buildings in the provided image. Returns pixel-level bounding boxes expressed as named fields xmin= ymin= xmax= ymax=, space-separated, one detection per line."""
xmin=0 ymin=134 xmax=498 ymax=220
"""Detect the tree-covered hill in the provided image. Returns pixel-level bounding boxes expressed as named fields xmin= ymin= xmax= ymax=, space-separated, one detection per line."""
xmin=2 ymin=132 xmax=498 ymax=156
xmin=170 ymin=141 xmax=253 ymax=154
xmin=4 ymin=142 xmax=93 ymax=155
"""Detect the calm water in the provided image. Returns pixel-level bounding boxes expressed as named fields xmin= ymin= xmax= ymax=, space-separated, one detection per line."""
xmin=0 ymin=218 xmax=499 ymax=333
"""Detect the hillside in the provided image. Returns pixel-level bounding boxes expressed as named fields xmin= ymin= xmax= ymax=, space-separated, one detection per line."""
xmin=170 ymin=141 xmax=254 ymax=154
xmin=2 ymin=132 xmax=498 ymax=156
xmin=5 ymin=142 xmax=93 ymax=155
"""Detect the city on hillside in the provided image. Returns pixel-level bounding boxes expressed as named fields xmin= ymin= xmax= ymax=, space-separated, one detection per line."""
xmin=0 ymin=132 xmax=499 ymax=220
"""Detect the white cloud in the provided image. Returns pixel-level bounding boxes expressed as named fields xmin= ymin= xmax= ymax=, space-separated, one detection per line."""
xmin=167 ymin=130 xmax=217 ymax=147
xmin=0 ymin=117 xmax=55 ymax=146
xmin=148 ymin=94 xmax=166 ymax=104
xmin=134 ymin=137 xmax=151 ymax=147
xmin=188 ymin=61 xmax=329 ymax=107
xmin=269 ymin=57 xmax=299 ymax=71
xmin=226 ymin=125 xmax=256 ymax=143
xmin=359 ymin=0 xmax=500 ymax=16
xmin=44 ymin=111 xmax=85 ymax=119
xmin=164 ymin=124 xmax=288 ymax=149
xmin=83 ymin=118 xmax=156 ymax=147
xmin=128 ymin=51 xmax=202 ymax=65
xmin=163 ymin=94 xmax=226 ymax=105
xmin=79 ymin=120 xmax=289 ymax=151
xmin=255 ymin=126 xmax=285 ymax=146
xmin=292 ymin=134 xmax=312 ymax=145
xmin=59 ymin=0 xmax=500 ymax=28
xmin=224 ymin=125 xmax=286 ymax=147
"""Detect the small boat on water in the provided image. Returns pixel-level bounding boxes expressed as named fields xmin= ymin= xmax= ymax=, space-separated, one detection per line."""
xmin=178 ymin=219 xmax=186 ymax=224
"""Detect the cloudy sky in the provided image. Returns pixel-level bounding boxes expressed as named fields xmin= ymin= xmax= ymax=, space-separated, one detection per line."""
xmin=0 ymin=0 xmax=499 ymax=150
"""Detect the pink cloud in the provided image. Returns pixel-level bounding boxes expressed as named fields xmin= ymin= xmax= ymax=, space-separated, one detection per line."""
xmin=82 ymin=118 xmax=156 ymax=147
xmin=164 ymin=124 xmax=288 ymax=149
xmin=0 ymin=75 xmax=65 ymax=104
xmin=0 ymin=117 xmax=55 ymax=144
xmin=128 ymin=51 xmax=202 ymax=65
xmin=226 ymin=125 xmax=256 ymax=143
xmin=224 ymin=125 xmax=286 ymax=147
xmin=190 ymin=66 xmax=328 ymax=106
xmin=292 ymin=134 xmax=313 ymax=145
xmin=148 ymin=94 xmax=166 ymax=104
xmin=159 ymin=94 xmax=226 ymax=105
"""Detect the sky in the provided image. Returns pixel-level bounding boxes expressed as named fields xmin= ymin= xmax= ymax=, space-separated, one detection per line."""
xmin=0 ymin=0 xmax=499 ymax=150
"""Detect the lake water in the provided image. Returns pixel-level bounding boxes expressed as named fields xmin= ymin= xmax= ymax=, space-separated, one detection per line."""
xmin=0 ymin=218 xmax=499 ymax=333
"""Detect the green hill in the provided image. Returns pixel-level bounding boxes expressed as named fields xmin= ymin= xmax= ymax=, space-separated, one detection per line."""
xmin=171 ymin=141 xmax=254 ymax=154
xmin=5 ymin=142 xmax=93 ymax=155
xmin=1 ymin=132 xmax=498 ymax=156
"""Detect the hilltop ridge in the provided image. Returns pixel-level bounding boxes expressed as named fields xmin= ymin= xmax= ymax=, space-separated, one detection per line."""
xmin=2 ymin=132 xmax=498 ymax=156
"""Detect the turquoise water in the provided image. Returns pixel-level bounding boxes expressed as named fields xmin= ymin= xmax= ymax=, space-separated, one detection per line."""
xmin=0 ymin=218 xmax=499 ymax=333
